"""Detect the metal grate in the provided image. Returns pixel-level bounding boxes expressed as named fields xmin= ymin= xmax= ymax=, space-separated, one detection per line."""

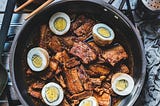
xmin=0 ymin=0 xmax=138 ymax=105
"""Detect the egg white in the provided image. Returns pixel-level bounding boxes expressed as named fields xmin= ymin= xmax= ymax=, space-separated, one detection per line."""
xmin=79 ymin=96 xmax=98 ymax=106
xmin=111 ymin=73 xmax=134 ymax=96
xmin=27 ymin=47 xmax=49 ymax=72
xmin=92 ymin=23 xmax=115 ymax=41
xmin=41 ymin=82 xmax=64 ymax=106
xmin=49 ymin=12 xmax=71 ymax=35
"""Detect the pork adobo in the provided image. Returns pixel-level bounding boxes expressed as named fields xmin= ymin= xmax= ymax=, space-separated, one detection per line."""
xmin=25 ymin=13 xmax=134 ymax=106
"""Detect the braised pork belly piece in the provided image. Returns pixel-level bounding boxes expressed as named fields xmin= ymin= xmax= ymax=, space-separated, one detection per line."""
xmin=70 ymin=41 xmax=97 ymax=64
xmin=103 ymin=82 xmax=114 ymax=95
xmin=119 ymin=64 xmax=130 ymax=74
xmin=88 ymin=42 xmax=105 ymax=63
xmin=49 ymin=58 xmax=59 ymax=71
xmin=102 ymin=45 xmax=128 ymax=66
xmin=61 ymin=35 xmax=77 ymax=48
xmin=70 ymin=91 xmax=93 ymax=100
xmin=71 ymin=15 xmax=96 ymax=41
xmin=48 ymin=36 xmax=64 ymax=53
xmin=84 ymin=69 xmax=98 ymax=77
xmin=54 ymin=50 xmax=70 ymax=63
xmin=65 ymin=57 xmax=81 ymax=68
xmin=55 ymin=75 xmax=66 ymax=88
xmin=30 ymin=81 xmax=45 ymax=89
xmin=55 ymin=66 xmax=63 ymax=75
xmin=39 ymin=25 xmax=52 ymax=49
xmin=74 ymin=19 xmax=95 ymax=37
xmin=28 ymin=86 xmax=42 ymax=99
xmin=94 ymin=93 xmax=111 ymax=106
xmin=94 ymin=86 xmax=104 ymax=95
xmin=71 ymin=15 xmax=86 ymax=31
xmin=93 ymin=81 xmax=112 ymax=96
xmin=89 ymin=64 xmax=110 ymax=76
xmin=77 ymin=65 xmax=94 ymax=90
xmin=83 ymin=81 xmax=93 ymax=91
xmin=77 ymin=65 xmax=88 ymax=83
xmin=89 ymin=78 xmax=103 ymax=86
xmin=88 ymin=41 xmax=102 ymax=54
xmin=64 ymin=67 xmax=84 ymax=94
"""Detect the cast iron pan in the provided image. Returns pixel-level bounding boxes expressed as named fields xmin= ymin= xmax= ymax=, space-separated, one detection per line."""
xmin=10 ymin=0 xmax=146 ymax=106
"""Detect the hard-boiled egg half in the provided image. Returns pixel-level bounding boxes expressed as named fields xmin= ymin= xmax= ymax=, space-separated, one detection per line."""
xmin=27 ymin=47 xmax=49 ymax=72
xmin=49 ymin=12 xmax=71 ymax=35
xmin=111 ymin=73 xmax=134 ymax=96
xmin=41 ymin=82 xmax=64 ymax=106
xmin=79 ymin=96 xmax=98 ymax=106
xmin=92 ymin=23 xmax=115 ymax=46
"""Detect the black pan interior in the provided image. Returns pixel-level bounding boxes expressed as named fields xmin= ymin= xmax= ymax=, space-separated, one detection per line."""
xmin=11 ymin=0 xmax=145 ymax=106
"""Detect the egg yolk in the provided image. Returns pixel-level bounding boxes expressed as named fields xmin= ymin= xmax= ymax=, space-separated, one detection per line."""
xmin=116 ymin=79 xmax=128 ymax=91
xmin=98 ymin=27 xmax=110 ymax=38
xmin=54 ymin=17 xmax=67 ymax=31
xmin=82 ymin=100 xmax=92 ymax=106
xmin=45 ymin=87 xmax=59 ymax=102
xmin=32 ymin=54 xmax=42 ymax=68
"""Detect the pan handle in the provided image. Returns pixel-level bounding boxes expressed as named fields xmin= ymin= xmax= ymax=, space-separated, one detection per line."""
xmin=0 ymin=0 xmax=16 ymax=96
xmin=0 ymin=0 xmax=16 ymax=65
